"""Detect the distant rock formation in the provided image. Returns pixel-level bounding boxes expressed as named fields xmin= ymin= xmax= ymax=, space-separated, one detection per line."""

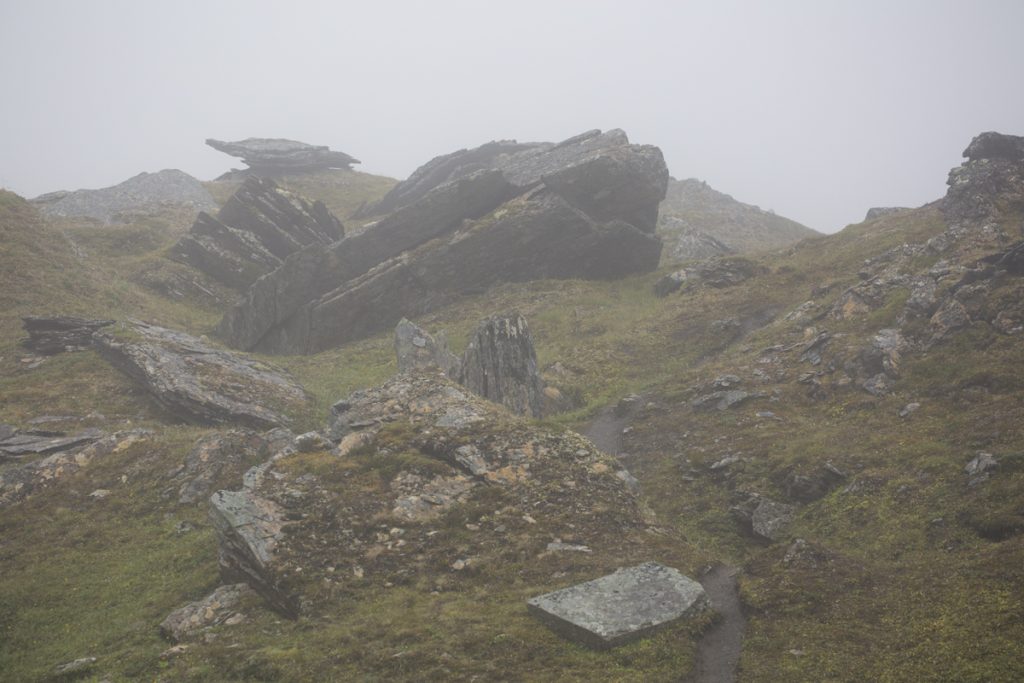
xmin=31 ymin=169 xmax=217 ymax=223
xmin=944 ymin=131 xmax=1024 ymax=224
xmin=218 ymin=129 xmax=668 ymax=354
xmin=206 ymin=138 xmax=360 ymax=175
xmin=169 ymin=176 xmax=343 ymax=289
xmin=657 ymin=178 xmax=817 ymax=264
xmin=864 ymin=207 xmax=910 ymax=221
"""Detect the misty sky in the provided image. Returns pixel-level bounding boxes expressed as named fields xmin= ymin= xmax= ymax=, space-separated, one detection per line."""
xmin=1 ymin=1 xmax=1022 ymax=233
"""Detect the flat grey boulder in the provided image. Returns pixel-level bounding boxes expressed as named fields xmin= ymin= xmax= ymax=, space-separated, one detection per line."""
xmin=94 ymin=321 xmax=310 ymax=429
xmin=752 ymin=498 xmax=795 ymax=542
xmin=32 ymin=169 xmax=216 ymax=223
xmin=207 ymin=137 xmax=359 ymax=173
xmin=0 ymin=427 xmax=103 ymax=459
xmin=527 ymin=562 xmax=709 ymax=649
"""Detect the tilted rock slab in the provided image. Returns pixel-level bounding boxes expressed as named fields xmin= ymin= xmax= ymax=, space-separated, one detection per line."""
xmin=218 ymin=129 xmax=667 ymax=354
xmin=94 ymin=321 xmax=310 ymax=429
xmin=170 ymin=176 xmax=343 ymax=289
xmin=527 ymin=562 xmax=709 ymax=649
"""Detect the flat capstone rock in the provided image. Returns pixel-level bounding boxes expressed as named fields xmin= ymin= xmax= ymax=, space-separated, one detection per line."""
xmin=526 ymin=561 xmax=709 ymax=649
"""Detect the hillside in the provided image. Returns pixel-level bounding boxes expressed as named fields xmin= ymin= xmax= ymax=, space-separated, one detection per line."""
xmin=1 ymin=131 xmax=1022 ymax=681
xmin=658 ymin=178 xmax=819 ymax=264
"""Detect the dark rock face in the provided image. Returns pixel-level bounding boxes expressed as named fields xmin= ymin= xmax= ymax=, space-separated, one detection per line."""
xmin=94 ymin=321 xmax=310 ymax=429
xmin=31 ymin=169 xmax=216 ymax=223
xmin=394 ymin=318 xmax=460 ymax=377
xmin=944 ymin=131 xmax=1024 ymax=223
xmin=21 ymin=316 xmax=113 ymax=355
xmin=458 ymin=313 xmax=544 ymax=418
xmin=218 ymin=129 xmax=668 ymax=354
xmin=206 ymin=138 xmax=360 ymax=174
xmin=170 ymin=177 xmax=343 ymax=289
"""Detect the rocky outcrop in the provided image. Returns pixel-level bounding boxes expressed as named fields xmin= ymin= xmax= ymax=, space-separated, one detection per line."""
xmin=94 ymin=321 xmax=309 ymax=429
xmin=160 ymin=583 xmax=254 ymax=643
xmin=217 ymin=129 xmax=668 ymax=354
xmin=31 ymin=169 xmax=217 ymax=223
xmin=206 ymin=138 xmax=360 ymax=174
xmin=0 ymin=430 xmax=150 ymax=507
xmin=394 ymin=318 xmax=459 ymax=377
xmin=171 ymin=429 xmax=293 ymax=505
xmin=210 ymin=372 xmax=647 ymax=619
xmin=458 ymin=313 xmax=544 ymax=418
xmin=21 ymin=316 xmax=113 ymax=355
xmin=864 ymin=207 xmax=910 ymax=221
xmin=944 ymin=131 xmax=1024 ymax=224
xmin=170 ymin=177 xmax=343 ymax=289
xmin=657 ymin=178 xmax=817 ymax=265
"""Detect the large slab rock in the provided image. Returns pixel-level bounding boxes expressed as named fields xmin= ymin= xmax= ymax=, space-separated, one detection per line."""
xmin=459 ymin=313 xmax=544 ymax=418
xmin=0 ymin=428 xmax=103 ymax=460
xmin=209 ymin=489 xmax=297 ymax=618
xmin=21 ymin=316 xmax=114 ymax=355
xmin=527 ymin=562 xmax=709 ymax=649
xmin=218 ymin=129 xmax=667 ymax=354
xmin=170 ymin=177 xmax=343 ymax=289
xmin=206 ymin=137 xmax=360 ymax=173
xmin=31 ymin=169 xmax=217 ymax=222
xmin=94 ymin=321 xmax=310 ymax=429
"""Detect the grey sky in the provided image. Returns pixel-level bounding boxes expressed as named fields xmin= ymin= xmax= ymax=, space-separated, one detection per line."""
xmin=1 ymin=0 xmax=1021 ymax=232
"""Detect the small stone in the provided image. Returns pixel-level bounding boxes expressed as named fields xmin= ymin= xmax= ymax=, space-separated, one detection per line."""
xmin=294 ymin=431 xmax=330 ymax=453
xmin=89 ymin=489 xmax=111 ymax=499
xmin=451 ymin=559 xmax=468 ymax=571
xmin=522 ymin=514 xmax=537 ymax=525
xmin=53 ymin=657 xmax=98 ymax=677
xmin=899 ymin=402 xmax=921 ymax=418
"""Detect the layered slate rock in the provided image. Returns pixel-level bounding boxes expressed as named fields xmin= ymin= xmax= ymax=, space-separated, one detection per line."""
xmin=527 ymin=562 xmax=709 ymax=649
xmin=459 ymin=313 xmax=544 ymax=418
xmin=94 ymin=321 xmax=310 ymax=429
xmin=218 ymin=129 xmax=668 ymax=354
xmin=171 ymin=429 xmax=293 ymax=505
xmin=207 ymin=138 xmax=360 ymax=174
xmin=394 ymin=318 xmax=459 ymax=377
xmin=170 ymin=177 xmax=343 ymax=289
xmin=32 ymin=169 xmax=217 ymax=222
xmin=21 ymin=316 xmax=113 ymax=355
xmin=0 ymin=428 xmax=103 ymax=460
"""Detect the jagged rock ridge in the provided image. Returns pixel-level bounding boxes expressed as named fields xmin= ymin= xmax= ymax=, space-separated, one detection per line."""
xmin=169 ymin=176 xmax=343 ymax=289
xmin=31 ymin=169 xmax=217 ymax=223
xmin=218 ymin=128 xmax=668 ymax=354
xmin=657 ymin=178 xmax=818 ymax=264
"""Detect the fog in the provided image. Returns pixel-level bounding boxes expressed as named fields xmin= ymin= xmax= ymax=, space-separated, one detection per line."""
xmin=1 ymin=0 xmax=1021 ymax=232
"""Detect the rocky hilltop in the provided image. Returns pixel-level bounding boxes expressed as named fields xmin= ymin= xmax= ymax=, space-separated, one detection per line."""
xmin=217 ymin=129 xmax=668 ymax=354
xmin=31 ymin=169 xmax=217 ymax=223
xmin=657 ymin=178 xmax=818 ymax=263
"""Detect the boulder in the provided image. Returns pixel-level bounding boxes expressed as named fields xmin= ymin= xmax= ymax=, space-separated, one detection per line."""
xmin=751 ymin=498 xmax=795 ymax=542
xmin=170 ymin=177 xmax=343 ymax=289
xmin=217 ymin=129 xmax=667 ymax=354
xmin=94 ymin=321 xmax=310 ymax=429
xmin=963 ymin=132 xmax=1024 ymax=162
xmin=160 ymin=583 xmax=254 ymax=642
xmin=0 ymin=428 xmax=103 ymax=459
xmin=209 ymin=489 xmax=297 ymax=618
xmin=20 ymin=316 xmax=114 ymax=355
xmin=172 ymin=429 xmax=291 ymax=505
xmin=31 ymin=169 xmax=216 ymax=222
xmin=944 ymin=132 xmax=1024 ymax=223
xmin=783 ymin=463 xmax=846 ymax=503
xmin=864 ymin=207 xmax=910 ymax=221
xmin=458 ymin=313 xmax=544 ymax=418
xmin=394 ymin=318 xmax=460 ymax=377
xmin=526 ymin=562 xmax=709 ymax=649
xmin=206 ymin=138 xmax=360 ymax=173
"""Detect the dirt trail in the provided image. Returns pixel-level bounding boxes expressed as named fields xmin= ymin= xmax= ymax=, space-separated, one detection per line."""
xmin=581 ymin=407 xmax=746 ymax=683
xmin=687 ymin=564 xmax=745 ymax=683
